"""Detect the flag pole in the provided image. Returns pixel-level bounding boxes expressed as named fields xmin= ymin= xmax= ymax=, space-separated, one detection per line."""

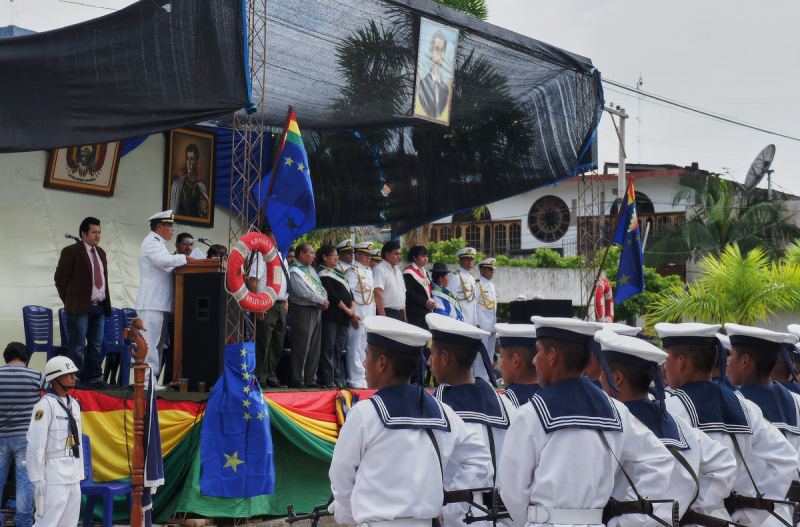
xmin=257 ymin=105 xmax=294 ymax=229
xmin=583 ymin=177 xmax=632 ymax=320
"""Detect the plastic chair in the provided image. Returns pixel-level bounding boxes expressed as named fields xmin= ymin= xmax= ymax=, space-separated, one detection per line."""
xmin=101 ymin=309 xmax=128 ymax=386
xmin=22 ymin=306 xmax=67 ymax=366
xmin=80 ymin=434 xmax=131 ymax=527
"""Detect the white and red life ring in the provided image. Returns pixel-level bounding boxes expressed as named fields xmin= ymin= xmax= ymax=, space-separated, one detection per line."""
xmin=595 ymin=277 xmax=614 ymax=323
xmin=226 ymin=232 xmax=283 ymax=312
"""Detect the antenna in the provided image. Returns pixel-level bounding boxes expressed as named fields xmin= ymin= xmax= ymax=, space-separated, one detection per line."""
xmin=744 ymin=144 xmax=776 ymax=192
xmin=637 ymin=74 xmax=643 ymax=163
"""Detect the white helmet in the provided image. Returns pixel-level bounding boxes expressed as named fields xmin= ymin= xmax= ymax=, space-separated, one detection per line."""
xmin=45 ymin=356 xmax=79 ymax=382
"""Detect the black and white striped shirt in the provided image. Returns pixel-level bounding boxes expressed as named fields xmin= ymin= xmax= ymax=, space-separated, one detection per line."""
xmin=0 ymin=365 xmax=46 ymax=438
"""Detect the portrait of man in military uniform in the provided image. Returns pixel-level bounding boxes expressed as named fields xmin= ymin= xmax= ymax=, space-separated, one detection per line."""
xmin=164 ymin=127 xmax=217 ymax=227
xmin=413 ymin=18 xmax=459 ymax=126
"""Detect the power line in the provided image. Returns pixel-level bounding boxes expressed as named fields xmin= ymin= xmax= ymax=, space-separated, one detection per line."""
xmin=603 ymin=79 xmax=800 ymax=143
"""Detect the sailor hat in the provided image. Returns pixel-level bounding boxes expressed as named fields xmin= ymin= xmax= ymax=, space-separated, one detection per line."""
xmin=364 ymin=316 xmax=431 ymax=353
xmin=354 ymin=241 xmax=374 ymax=253
xmin=787 ymin=325 xmax=800 ymax=340
xmin=724 ymin=323 xmax=791 ymax=348
xmin=495 ymin=323 xmax=537 ymax=349
xmin=478 ymin=258 xmax=496 ymax=268
xmin=783 ymin=332 xmax=800 ymax=363
xmin=426 ymin=313 xmax=489 ymax=341
xmin=654 ymin=322 xmax=721 ymax=346
xmin=336 ymin=239 xmax=354 ymax=252
xmin=595 ymin=328 xmax=667 ymax=365
xmin=370 ymin=249 xmax=382 ymax=261
xmin=456 ymin=247 xmax=477 ymax=259
xmin=602 ymin=322 xmax=642 ymax=337
xmin=148 ymin=210 xmax=174 ymax=223
xmin=531 ymin=316 xmax=604 ymax=341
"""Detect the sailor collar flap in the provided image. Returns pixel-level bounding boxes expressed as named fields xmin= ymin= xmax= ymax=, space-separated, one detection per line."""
xmin=624 ymin=399 xmax=690 ymax=450
xmin=530 ymin=377 xmax=623 ymax=434
xmin=503 ymin=383 xmax=541 ymax=409
xmin=737 ymin=383 xmax=800 ymax=435
xmin=435 ymin=378 xmax=510 ymax=429
xmin=780 ymin=381 xmax=800 ymax=396
xmin=672 ymin=381 xmax=752 ymax=435
xmin=317 ymin=265 xmax=350 ymax=288
xmin=370 ymin=385 xmax=450 ymax=431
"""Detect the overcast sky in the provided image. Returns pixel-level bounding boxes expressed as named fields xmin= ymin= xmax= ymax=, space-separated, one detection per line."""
xmin=6 ymin=0 xmax=800 ymax=194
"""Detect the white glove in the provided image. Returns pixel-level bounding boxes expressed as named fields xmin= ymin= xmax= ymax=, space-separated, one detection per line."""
xmin=33 ymin=479 xmax=47 ymax=497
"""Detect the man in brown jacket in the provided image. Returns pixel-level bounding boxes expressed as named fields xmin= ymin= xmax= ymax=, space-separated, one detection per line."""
xmin=54 ymin=217 xmax=112 ymax=388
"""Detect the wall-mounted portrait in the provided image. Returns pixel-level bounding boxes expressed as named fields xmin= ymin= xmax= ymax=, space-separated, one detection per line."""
xmin=164 ymin=127 xmax=217 ymax=227
xmin=44 ymin=142 xmax=122 ymax=196
xmin=413 ymin=18 xmax=459 ymax=126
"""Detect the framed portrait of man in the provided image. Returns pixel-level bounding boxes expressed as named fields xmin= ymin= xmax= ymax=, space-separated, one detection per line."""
xmin=43 ymin=142 xmax=122 ymax=196
xmin=413 ymin=18 xmax=459 ymax=126
xmin=164 ymin=127 xmax=217 ymax=227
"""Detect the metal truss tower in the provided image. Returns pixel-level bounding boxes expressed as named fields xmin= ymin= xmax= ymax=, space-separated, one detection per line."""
xmin=226 ymin=0 xmax=270 ymax=344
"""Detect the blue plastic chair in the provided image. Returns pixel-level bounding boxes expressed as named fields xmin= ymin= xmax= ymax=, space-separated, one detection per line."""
xmin=22 ymin=306 xmax=67 ymax=366
xmin=101 ymin=309 xmax=127 ymax=385
xmin=80 ymin=434 xmax=131 ymax=527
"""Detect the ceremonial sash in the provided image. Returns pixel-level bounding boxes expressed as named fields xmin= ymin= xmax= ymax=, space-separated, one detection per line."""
xmin=289 ymin=263 xmax=325 ymax=296
xmin=477 ymin=279 xmax=496 ymax=311
xmin=403 ymin=264 xmax=431 ymax=299
xmin=346 ymin=265 xmax=374 ymax=305
xmin=432 ymin=284 xmax=463 ymax=319
xmin=317 ymin=265 xmax=350 ymax=288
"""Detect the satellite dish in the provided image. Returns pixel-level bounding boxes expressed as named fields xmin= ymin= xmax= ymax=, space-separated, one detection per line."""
xmin=744 ymin=144 xmax=776 ymax=191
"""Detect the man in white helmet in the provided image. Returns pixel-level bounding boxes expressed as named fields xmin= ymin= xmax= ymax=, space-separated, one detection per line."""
xmin=26 ymin=356 xmax=84 ymax=527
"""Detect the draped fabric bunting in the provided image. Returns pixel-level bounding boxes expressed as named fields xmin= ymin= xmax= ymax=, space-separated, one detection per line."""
xmin=72 ymin=388 xmax=374 ymax=522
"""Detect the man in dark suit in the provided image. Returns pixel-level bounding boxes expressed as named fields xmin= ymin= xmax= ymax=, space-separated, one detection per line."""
xmin=417 ymin=29 xmax=450 ymax=119
xmin=54 ymin=217 xmax=112 ymax=388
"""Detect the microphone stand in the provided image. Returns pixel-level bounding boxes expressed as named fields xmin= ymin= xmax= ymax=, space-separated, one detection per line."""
xmin=69 ymin=237 xmax=82 ymax=382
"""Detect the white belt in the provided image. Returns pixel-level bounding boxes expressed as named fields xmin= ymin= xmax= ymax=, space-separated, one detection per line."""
xmin=527 ymin=505 xmax=604 ymax=525
xmin=46 ymin=451 xmax=75 ymax=461
xmin=359 ymin=519 xmax=431 ymax=527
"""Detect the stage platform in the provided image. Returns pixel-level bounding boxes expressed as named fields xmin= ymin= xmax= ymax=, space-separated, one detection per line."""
xmin=74 ymin=386 xmax=373 ymax=523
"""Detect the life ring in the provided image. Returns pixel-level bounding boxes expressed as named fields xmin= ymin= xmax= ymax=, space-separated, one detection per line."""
xmin=600 ymin=276 xmax=614 ymax=323
xmin=226 ymin=232 xmax=282 ymax=312
xmin=594 ymin=283 xmax=605 ymax=320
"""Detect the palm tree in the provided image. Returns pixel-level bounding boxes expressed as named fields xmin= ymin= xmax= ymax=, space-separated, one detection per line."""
xmin=645 ymin=173 xmax=800 ymax=266
xmin=646 ymin=244 xmax=800 ymax=326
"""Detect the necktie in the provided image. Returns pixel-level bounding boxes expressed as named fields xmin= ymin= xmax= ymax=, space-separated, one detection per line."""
xmin=91 ymin=247 xmax=103 ymax=289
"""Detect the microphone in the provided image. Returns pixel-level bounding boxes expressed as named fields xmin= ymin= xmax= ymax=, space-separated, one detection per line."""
xmin=65 ymin=233 xmax=81 ymax=242
xmin=194 ymin=238 xmax=213 ymax=246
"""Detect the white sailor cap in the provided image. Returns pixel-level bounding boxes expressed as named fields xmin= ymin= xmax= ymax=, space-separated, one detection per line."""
xmin=787 ymin=325 xmax=800 ymax=340
xmin=364 ymin=316 xmax=431 ymax=354
xmin=531 ymin=317 xmax=604 ymax=342
xmin=370 ymin=249 xmax=382 ymax=261
xmin=354 ymin=241 xmax=374 ymax=253
xmin=336 ymin=239 xmax=354 ymax=252
xmin=478 ymin=258 xmax=496 ymax=268
xmin=595 ymin=328 xmax=667 ymax=365
xmin=654 ymin=322 xmax=721 ymax=346
xmin=456 ymin=247 xmax=477 ymax=259
xmin=783 ymin=330 xmax=800 ymax=363
xmin=602 ymin=322 xmax=642 ymax=337
xmin=724 ymin=323 xmax=791 ymax=348
xmin=595 ymin=328 xmax=670 ymax=413
xmin=426 ymin=313 xmax=495 ymax=386
xmin=147 ymin=210 xmax=174 ymax=223
xmin=495 ymin=323 xmax=537 ymax=350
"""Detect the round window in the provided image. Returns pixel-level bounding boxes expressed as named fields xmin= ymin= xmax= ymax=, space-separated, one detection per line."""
xmin=528 ymin=195 xmax=570 ymax=243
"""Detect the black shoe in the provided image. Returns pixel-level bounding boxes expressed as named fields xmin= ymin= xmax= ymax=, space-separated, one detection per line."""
xmin=266 ymin=380 xmax=287 ymax=389
xmin=88 ymin=379 xmax=111 ymax=390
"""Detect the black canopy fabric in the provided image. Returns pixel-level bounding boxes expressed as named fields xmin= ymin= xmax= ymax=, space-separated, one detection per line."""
xmin=0 ymin=0 xmax=251 ymax=153
xmin=241 ymin=0 xmax=603 ymax=233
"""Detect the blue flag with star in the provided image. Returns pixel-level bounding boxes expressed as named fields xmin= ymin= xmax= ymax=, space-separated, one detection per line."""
xmin=256 ymin=109 xmax=316 ymax=255
xmin=199 ymin=342 xmax=275 ymax=497
xmin=612 ymin=179 xmax=645 ymax=304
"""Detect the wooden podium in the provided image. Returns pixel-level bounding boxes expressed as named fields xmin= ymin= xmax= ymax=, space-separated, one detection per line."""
xmin=173 ymin=259 xmax=225 ymax=389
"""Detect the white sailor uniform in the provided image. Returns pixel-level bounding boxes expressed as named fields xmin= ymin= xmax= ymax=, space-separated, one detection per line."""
xmin=476 ymin=275 xmax=497 ymax=378
xmin=135 ymin=231 xmax=187 ymax=380
xmin=344 ymin=260 xmax=375 ymax=389
xmin=26 ymin=392 xmax=84 ymax=527
xmin=446 ymin=266 xmax=478 ymax=326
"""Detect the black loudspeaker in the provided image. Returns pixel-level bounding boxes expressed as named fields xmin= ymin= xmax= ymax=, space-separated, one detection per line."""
xmin=180 ymin=273 xmax=226 ymax=391
xmin=509 ymin=299 xmax=573 ymax=323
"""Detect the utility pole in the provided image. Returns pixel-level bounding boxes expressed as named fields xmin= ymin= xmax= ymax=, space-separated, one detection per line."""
xmin=605 ymin=105 xmax=629 ymax=199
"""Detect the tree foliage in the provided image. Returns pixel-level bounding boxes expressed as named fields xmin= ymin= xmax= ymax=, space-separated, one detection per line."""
xmin=646 ymin=244 xmax=800 ymax=326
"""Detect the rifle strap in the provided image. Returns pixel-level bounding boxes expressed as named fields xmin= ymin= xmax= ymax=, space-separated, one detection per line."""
xmin=487 ymin=426 xmax=497 ymax=485
xmin=669 ymin=446 xmax=700 ymax=524
xmin=426 ymin=428 xmax=444 ymax=482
